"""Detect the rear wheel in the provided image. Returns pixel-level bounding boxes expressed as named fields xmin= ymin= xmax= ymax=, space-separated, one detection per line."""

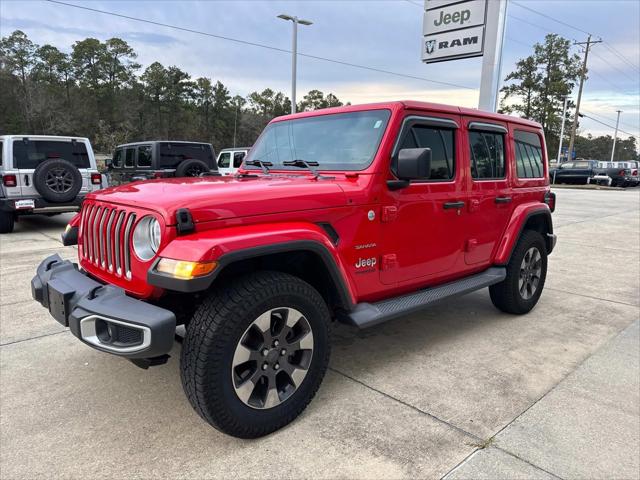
xmin=490 ymin=230 xmax=547 ymax=314
xmin=0 ymin=211 xmax=15 ymax=234
xmin=180 ymin=271 xmax=330 ymax=438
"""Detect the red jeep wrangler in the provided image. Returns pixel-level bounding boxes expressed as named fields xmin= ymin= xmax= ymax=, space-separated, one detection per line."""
xmin=32 ymin=101 xmax=556 ymax=438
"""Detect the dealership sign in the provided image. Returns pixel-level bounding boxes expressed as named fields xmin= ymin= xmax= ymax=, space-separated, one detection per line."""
xmin=422 ymin=0 xmax=487 ymax=63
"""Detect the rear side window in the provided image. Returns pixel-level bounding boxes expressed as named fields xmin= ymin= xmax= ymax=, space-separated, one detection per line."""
xmin=469 ymin=131 xmax=505 ymax=179
xmin=113 ymin=149 xmax=123 ymax=168
xmin=137 ymin=145 xmax=152 ymax=167
xmin=233 ymin=151 xmax=246 ymax=168
xmin=124 ymin=148 xmax=135 ymax=168
xmin=12 ymin=140 xmax=90 ymax=169
xmin=514 ymin=131 xmax=544 ymax=178
xmin=397 ymin=125 xmax=455 ymax=180
xmin=159 ymin=143 xmax=213 ymax=168
xmin=0 ymin=141 xmax=3 ymax=166
xmin=218 ymin=152 xmax=231 ymax=168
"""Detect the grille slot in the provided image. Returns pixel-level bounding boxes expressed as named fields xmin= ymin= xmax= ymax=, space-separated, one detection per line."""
xmin=81 ymin=203 xmax=136 ymax=280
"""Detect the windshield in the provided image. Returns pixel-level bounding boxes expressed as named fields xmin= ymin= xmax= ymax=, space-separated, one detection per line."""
xmin=244 ymin=110 xmax=391 ymax=171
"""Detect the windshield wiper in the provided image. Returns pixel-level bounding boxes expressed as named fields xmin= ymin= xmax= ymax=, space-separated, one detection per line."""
xmin=243 ymin=159 xmax=273 ymax=175
xmin=282 ymin=159 xmax=333 ymax=180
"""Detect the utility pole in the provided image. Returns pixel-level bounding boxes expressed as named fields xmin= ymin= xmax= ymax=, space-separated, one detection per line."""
xmin=277 ymin=14 xmax=313 ymax=114
xmin=567 ymin=35 xmax=602 ymax=161
xmin=610 ymin=110 xmax=622 ymax=161
xmin=556 ymin=95 xmax=569 ymax=163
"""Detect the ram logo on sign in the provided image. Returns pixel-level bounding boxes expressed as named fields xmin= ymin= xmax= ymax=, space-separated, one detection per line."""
xmin=422 ymin=0 xmax=487 ymax=64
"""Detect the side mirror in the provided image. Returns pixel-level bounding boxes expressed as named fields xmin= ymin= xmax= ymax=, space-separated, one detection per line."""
xmin=104 ymin=158 xmax=113 ymax=169
xmin=388 ymin=148 xmax=432 ymax=190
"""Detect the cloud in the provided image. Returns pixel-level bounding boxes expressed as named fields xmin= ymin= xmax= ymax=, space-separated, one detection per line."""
xmin=1 ymin=17 xmax=180 ymax=46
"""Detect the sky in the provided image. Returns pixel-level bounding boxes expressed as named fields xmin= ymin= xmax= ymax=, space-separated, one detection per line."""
xmin=1 ymin=0 xmax=639 ymax=140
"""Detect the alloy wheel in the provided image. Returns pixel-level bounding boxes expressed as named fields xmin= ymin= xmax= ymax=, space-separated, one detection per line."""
xmin=45 ymin=168 xmax=74 ymax=193
xmin=519 ymin=247 xmax=542 ymax=300
xmin=231 ymin=307 xmax=314 ymax=409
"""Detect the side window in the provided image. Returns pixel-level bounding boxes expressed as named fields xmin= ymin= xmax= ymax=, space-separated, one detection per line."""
xmin=124 ymin=148 xmax=135 ymax=168
xmin=218 ymin=152 xmax=231 ymax=168
xmin=137 ymin=145 xmax=152 ymax=167
xmin=514 ymin=131 xmax=543 ymax=178
xmin=469 ymin=131 xmax=506 ymax=180
xmin=233 ymin=151 xmax=246 ymax=168
xmin=113 ymin=149 xmax=123 ymax=168
xmin=0 ymin=141 xmax=3 ymax=166
xmin=397 ymin=124 xmax=455 ymax=180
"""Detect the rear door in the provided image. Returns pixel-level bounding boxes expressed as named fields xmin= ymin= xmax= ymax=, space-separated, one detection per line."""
xmin=232 ymin=150 xmax=246 ymax=174
xmin=217 ymin=151 xmax=232 ymax=175
xmin=463 ymin=119 xmax=513 ymax=265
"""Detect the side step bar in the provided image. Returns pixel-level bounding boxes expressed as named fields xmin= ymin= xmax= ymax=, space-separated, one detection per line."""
xmin=345 ymin=267 xmax=506 ymax=329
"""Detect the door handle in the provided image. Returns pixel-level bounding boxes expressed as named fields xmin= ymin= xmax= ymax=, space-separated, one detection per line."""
xmin=495 ymin=196 xmax=512 ymax=204
xmin=443 ymin=201 xmax=465 ymax=209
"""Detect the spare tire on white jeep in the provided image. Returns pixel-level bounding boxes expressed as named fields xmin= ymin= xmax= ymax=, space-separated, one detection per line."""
xmin=33 ymin=158 xmax=83 ymax=203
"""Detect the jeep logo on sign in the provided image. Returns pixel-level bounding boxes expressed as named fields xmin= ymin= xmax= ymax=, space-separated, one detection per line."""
xmin=425 ymin=40 xmax=436 ymax=54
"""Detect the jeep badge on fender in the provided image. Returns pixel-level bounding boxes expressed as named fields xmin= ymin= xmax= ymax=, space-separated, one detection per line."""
xmin=32 ymin=101 xmax=556 ymax=439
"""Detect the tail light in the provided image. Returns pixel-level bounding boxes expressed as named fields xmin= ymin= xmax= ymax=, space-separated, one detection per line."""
xmin=618 ymin=169 xmax=626 ymax=176
xmin=544 ymin=191 xmax=556 ymax=212
xmin=90 ymin=173 xmax=102 ymax=185
xmin=632 ymin=170 xmax=638 ymax=176
xmin=2 ymin=175 xmax=17 ymax=187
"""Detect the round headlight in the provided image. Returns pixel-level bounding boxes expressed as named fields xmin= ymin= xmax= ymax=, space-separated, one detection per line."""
xmin=132 ymin=216 xmax=161 ymax=261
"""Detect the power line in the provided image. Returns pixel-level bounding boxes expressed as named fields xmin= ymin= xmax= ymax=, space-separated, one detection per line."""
xmin=46 ymin=0 xmax=475 ymax=91
xmin=581 ymin=110 xmax=639 ymax=136
xmin=580 ymin=112 xmax=637 ymax=138
xmin=510 ymin=0 xmax=640 ymax=72
xmin=590 ymin=51 xmax=639 ymax=84
xmin=510 ymin=1 xmax=592 ymax=36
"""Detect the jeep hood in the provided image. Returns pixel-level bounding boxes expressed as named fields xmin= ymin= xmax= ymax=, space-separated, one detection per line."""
xmin=90 ymin=175 xmax=348 ymax=224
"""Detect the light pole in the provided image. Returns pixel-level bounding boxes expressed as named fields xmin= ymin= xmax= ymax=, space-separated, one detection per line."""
xmin=610 ymin=110 xmax=622 ymax=162
xmin=277 ymin=14 xmax=313 ymax=114
xmin=556 ymin=96 xmax=569 ymax=163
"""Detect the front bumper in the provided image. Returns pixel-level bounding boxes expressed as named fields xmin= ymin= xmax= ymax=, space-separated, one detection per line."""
xmin=31 ymin=254 xmax=176 ymax=359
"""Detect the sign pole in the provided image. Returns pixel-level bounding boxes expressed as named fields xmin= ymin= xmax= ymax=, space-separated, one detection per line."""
xmin=478 ymin=0 xmax=508 ymax=112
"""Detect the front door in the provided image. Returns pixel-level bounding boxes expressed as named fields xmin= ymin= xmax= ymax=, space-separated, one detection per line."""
xmin=463 ymin=119 xmax=513 ymax=265
xmin=380 ymin=114 xmax=467 ymax=285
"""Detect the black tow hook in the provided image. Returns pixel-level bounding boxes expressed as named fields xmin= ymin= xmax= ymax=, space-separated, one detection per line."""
xmin=129 ymin=354 xmax=170 ymax=370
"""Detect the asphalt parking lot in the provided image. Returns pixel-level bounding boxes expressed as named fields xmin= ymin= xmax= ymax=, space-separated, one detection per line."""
xmin=1 ymin=188 xmax=638 ymax=479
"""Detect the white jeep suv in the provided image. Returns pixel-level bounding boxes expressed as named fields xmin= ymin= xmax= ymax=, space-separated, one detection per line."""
xmin=0 ymin=135 xmax=103 ymax=233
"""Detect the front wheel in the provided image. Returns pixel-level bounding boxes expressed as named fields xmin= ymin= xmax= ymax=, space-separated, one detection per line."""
xmin=490 ymin=230 xmax=548 ymax=314
xmin=180 ymin=271 xmax=330 ymax=438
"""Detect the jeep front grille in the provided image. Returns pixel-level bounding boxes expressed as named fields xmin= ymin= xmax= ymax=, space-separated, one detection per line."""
xmin=81 ymin=204 xmax=136 ymax=279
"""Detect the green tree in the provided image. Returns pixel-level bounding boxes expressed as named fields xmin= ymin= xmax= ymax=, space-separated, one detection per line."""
xmin=500 ymin=34 xmax=582 ymax=154
xmin=71 ymin=38 xmax=106 ymax=90
xmin=102 ymin=38 xmax=140 ymax=90
xmin=297 ymin=89 xmax=344 ymax=112
xmin=0 ymin=30 xmax=37 ymax=128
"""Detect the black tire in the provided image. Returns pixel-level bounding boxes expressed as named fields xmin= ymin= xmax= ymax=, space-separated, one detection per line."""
xmin=0 ymin=211 xmax=15 ymax=234
xmin=175 ymin=159 xmax=210 ymax=177
xmin=490 ymin=230 xmax=547 ymax=314
xmin=180 ymin=271 xmax=331 ymax=438
xmin=33 ymin=158 xmax=82 ymax=203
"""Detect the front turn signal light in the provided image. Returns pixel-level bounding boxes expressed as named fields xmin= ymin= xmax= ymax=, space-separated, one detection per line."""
xmin=156 ymin=258 xmax=217 ymax=279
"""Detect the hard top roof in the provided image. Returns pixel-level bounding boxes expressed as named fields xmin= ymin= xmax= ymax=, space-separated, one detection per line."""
xmin=271 ymin=100 xmax=542 ymax=129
